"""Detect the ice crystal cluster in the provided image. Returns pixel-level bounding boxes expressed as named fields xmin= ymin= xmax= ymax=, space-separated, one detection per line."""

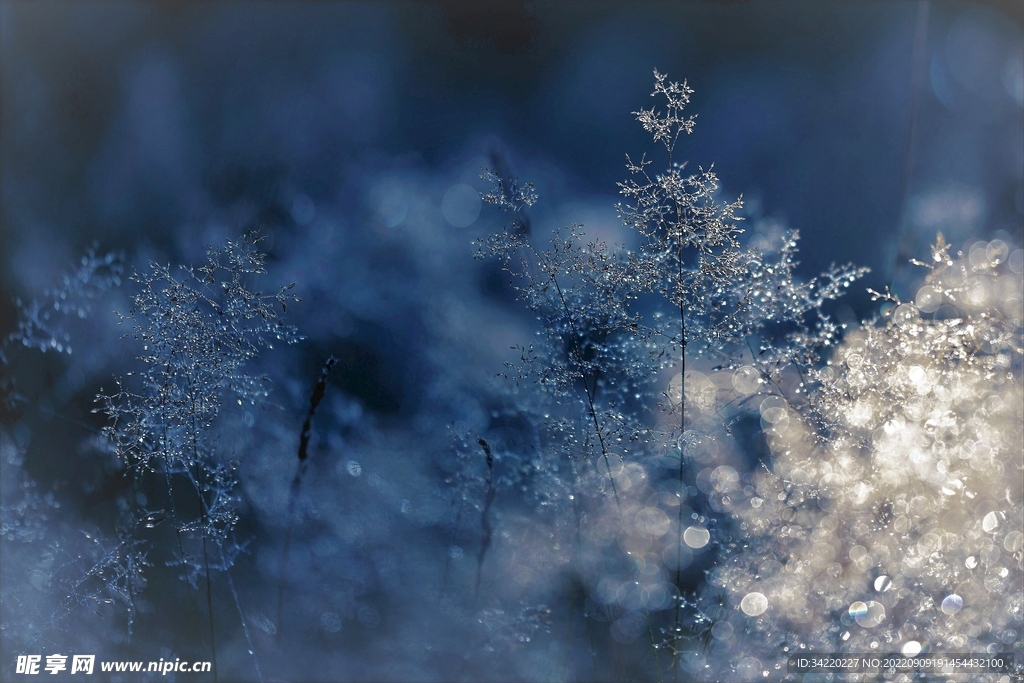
xmin=700 ymin=235 xmax=1024 ymax=680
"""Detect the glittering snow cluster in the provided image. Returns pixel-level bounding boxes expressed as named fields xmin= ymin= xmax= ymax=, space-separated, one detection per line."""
xmin=704 ymin=234 xmax=1023 ymax=681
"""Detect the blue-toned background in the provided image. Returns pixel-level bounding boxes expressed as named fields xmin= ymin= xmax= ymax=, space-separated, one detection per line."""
xmin=4 ymin=2 xmax=1021 ymax=300
xmin=1 ymin=1 xmax=1021 ymax=681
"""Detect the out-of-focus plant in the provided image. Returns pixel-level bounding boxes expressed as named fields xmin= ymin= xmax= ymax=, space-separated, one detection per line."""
xmin=1 ymin=249 xmax=123 ymax=413
xmin=2 ymin=248 xmax=123 ymax=677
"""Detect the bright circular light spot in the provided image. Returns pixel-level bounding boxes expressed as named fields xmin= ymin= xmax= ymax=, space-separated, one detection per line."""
xmin=731 ymin=365 xmax=760 ymax=395
xmin=969 ymin=240 xmax=990 ymax=269
xmin=635 ymin=506 xmax=671 ymax=537
xmin=902 ymin=640 xmax=922 ymax=656
xmin=982 ymin=511 xmax=1000 ymax=533
xmin=987 ymin=239 xmax=1009 ymax=263
xmin=915 ymin=284 xmax=943 ymax=313
xmin=874 ymin=575 xmax=892 ymax=592
xmin=941 ymin=594 xmax=963 ymax=615
xmin=965 ymin=556 xmax=978 ymax=569
xmin=759 ymin=395 xmax=786 ymax=416
xmin=682 ymin=525 xmax=710 ymax=549
xmin=893 ymin=303 xmax=919 ymax=326
xmin=853 ymin=600 xmax=885 ymax=628
xmin=441 ymin=183 xmax=481 ymax=227
xmin=685 ymin=371 xmax=718 ymax=411
xmin=740 ymin=592 xmax=768 ymax=616
xmin=1009 ymin=249 xmax=1024 ymax=275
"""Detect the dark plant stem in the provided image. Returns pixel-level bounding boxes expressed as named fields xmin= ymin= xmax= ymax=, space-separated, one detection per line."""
xmin=189 ymin=383 xmax=218 ymax=683
xmin=549 ymin=260 xmax=661 ymax=681
xmin=672 ymin=186 xmax=686 ymax=683
xmin=566 ymin=450 xmax=599 ymax=680
xmin=163 ymin=468 xmax=211 ymax=661
xmin=439 ymin=506 xmax=462 ymax=600
xmin=550 ymin=274 xmax=621 ymax=511
xmin=473 ymin=438 xmax=497 ymax=603
xmin=673 ymin=330 xmax=687 ymax=683
xmin=277 ymin=356 xmax=336 ymax=638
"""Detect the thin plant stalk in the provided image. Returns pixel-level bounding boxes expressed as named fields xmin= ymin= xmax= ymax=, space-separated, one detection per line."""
xmin=277 ymin=356 xmax=336 ymax=639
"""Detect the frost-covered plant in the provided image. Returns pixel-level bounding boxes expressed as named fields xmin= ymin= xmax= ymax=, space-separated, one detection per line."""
xmin=617 ymin=73 xmax=867 ymax=675
xmin=1 ymin=250 xmax=122 ymax=413
xmin=2 ymin=249 xmax=123 ymax=359
xmin=704 ymin=235 xmax=1023 ymax=680
xmin=478 ymin=70 xmax=867 ymax=681
xmin=1 ymin=249 xmax=125 ymax=676
xmin=96 ymin=232 xmax=299 ymax=678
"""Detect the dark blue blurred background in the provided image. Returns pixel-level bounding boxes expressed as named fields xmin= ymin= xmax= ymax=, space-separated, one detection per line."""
xmin=2 ymin=1 xmax=1020 ymax=309
xmin=1 ymin=2 xmax=1021 ymax=680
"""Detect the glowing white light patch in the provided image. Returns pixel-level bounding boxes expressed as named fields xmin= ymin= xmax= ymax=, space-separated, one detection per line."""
xmin=982 ymin=511 xmax=1000 ymax=533
xmin=731 ymin=365 xmax=760 ymax=395
xmin=850 ymin=600 xmax=885 ymax=627
xmin=740 ymin=592 xmax=768 ymax=616
xmin=941 ymin=594 xmax=963 ymax=615
xmin=682 ymin=525 xmax=710 ymax=549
